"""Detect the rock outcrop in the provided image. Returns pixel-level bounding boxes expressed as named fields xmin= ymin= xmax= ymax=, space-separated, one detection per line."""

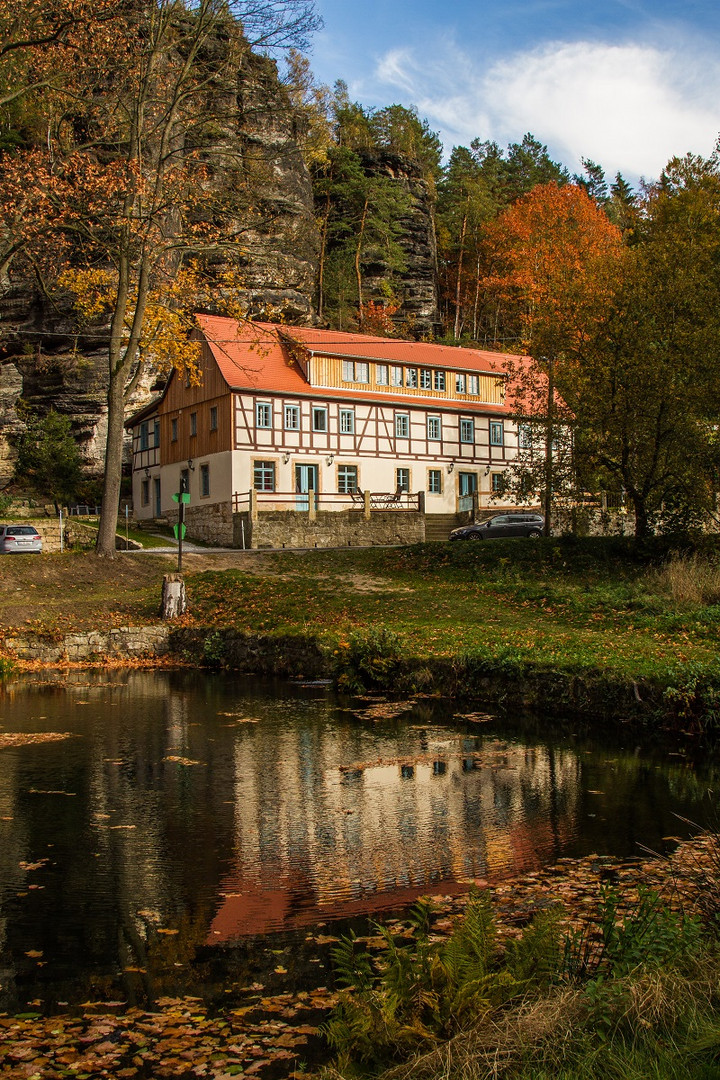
xmin=355 ymin=149 xmax=441 ymax=337
xmin=0 ymin=50 xmax=320 ymax=481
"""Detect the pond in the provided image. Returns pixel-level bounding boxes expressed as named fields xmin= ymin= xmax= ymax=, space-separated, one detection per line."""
xmin=0 ymin=669 xmax=718 ymax=1013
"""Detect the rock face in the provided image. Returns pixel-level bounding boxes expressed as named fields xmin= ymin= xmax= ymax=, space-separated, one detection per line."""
xmin=355 ymin=149 xmax=442 ymax=337
xmin=0 ymin=50 xmax=320 ymax=481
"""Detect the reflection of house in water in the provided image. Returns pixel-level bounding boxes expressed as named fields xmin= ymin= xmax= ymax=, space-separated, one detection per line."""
xmin=208 ymin=731 xmax=581 ymax=941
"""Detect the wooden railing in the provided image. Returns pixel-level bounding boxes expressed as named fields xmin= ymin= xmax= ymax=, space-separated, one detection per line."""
xmin=232 ymin=490 xmax=423 ymax=514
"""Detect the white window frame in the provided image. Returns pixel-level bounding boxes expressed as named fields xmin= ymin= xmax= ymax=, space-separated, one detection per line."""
xmin=434 ymin=370 xmax=446 ymax=392
xmin=256 ymin=402 xmax=272 ymax=429
xmin=342 ymin=360 xmax=354 ymax=382
xmin=428 ymin=469 xmax=442 ymax=494
xmin=427 ymin=415 xmax=441 ymax=441
xmin=312 ymin=406 xmax=328 ymax=432
xmin=391 ymin=366 xmax=403 ymax=387
xmin=337 ymin=465 xmax=359 ymax=494
xmin=460 ymin=418 xmax=475 ymax=444
xmin=455 ymin=373 xmax=466 ymax=394
xmin=355 ymin=361 xmax=369 ymax=383
xmin=468 ymin=374 xmax=479 ymax=395
xmin=339 ymin=408 xmax=355 ymax=434
xmin=406 ymin=368 xmax=418 ymax=388
xmin=395 ymin=413 xmax=410 ymax=438
xmin=396 ymin=468 xmax=410 ymax=492
xmin=284 ymin=404 xmax=300 ymax=430
xmin=253 ymin=460 xmax=276 ymax=492
xmin=376 ymin=364 xmax=389 ymax=385
xmin=420 ymin=368 xmax=432 ymax=390
xmin=518 ymin=423 xmax=532 ymax=449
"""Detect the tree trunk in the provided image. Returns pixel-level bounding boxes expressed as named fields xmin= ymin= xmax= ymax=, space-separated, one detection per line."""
xmin=632 ymin=495 xmax=650 ymax=538
xmin=95 ymin=369 xmax=127 ymax=556
xmin=355 ymin=196 xmax=369 ymax=329
xmin=543 ymin=356 xmax=555 ymax=536
xmin=160 ymin=573 xmax=187 ymax=619
xmin=453 ymin=210 xmax=467 ymax=340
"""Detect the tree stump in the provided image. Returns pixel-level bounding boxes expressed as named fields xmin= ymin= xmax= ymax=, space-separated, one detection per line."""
xmin=160 ymin=574 xmax=187 ymax=619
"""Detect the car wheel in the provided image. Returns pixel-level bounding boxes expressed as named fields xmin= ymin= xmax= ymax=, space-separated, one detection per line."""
xmin=468 ymin=531 xmax=483 ymax=540
xmin=527 ymin=530 xmax=542 ymax=538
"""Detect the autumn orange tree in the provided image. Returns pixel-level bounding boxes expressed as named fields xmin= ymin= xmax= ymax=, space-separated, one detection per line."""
xmin=483 ymin=182 xmax=623 ymax=531
xmin=0 ymin=0 xmax=319 ymax=556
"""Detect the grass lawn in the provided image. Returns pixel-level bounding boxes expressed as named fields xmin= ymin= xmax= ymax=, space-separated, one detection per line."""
xmin=2 ymin=536 xmax=720 ymax=721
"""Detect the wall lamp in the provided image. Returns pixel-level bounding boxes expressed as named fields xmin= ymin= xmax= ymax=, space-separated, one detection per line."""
xmin=282 ymin=452 xmax=290 ymax=464
xmin=447 ymin=462 xmax=455 ymax=474
xmin=144 ymin=467 xmax=151 ymax=479
xmin=484 ymin=465 xmax=491 ymax=476
xmin=326 ymin=454 xmax=335 ymax=466
xmin=187 ymin=458 xmax=195 ymax=471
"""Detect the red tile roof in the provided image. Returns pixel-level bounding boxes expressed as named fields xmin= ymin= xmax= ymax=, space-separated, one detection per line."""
xmin=194 ymin=316 xmax=535 ymax=415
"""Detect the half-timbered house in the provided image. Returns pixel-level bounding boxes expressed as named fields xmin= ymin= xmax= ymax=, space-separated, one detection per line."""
xmin=127 ymin=317 xmax=538 ymax=546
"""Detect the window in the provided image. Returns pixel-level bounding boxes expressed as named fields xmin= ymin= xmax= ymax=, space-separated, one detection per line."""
xmin=420 ymin=368 xmax=432 ymax=389
xmin=141 ymin=479 xmax=150 ymax=506
xmin=395 ymin=413 xmax=410 ymax=438
xmin=518 ymin=423 xmax=532 ymax=449
xmin=254 ymin=460 xmax=275 ymax=491
xmin=312 ymin=406 xmax=328 ymax=432
xmin=139 ymin=421 xmax=149 ymax=451
xmin=200 ymin=463 xmax=210 ymax=497
xmin=256 ymin=402 xmax=272 ymax=429
xmin=427 ymin=415 xmax=441 ymax=441
xmin=338 ymin=465 xmax=358 ymax=493
xmin=434 ymin=370 xmax=446 ymax=392
xmin=376 ymin=364 xmax=389 ymax=385
xmin=396 ymin=468 xmax=410 ymax=493
xmin=180 ymin=468 xmax=190 ymax=493
xmin=284 ymin=404 xmax=300 ymax=430
xmin=342 ymin=360 xmax=368 ymax=382
xmin=171 ymin=417 xmax=178 ymax=442
xmin=209 ymin=406 xmax=218 ymax=432
xmin=406 ymin=368 xmax=417 ymax=388
xmin=428 ymin=469 xmax=442 ymax=494
xmin=339 ymin=408 xmax=355 ymax=434
xmin=153 ymin=419 xmax=160 ymax=447
xmin=391 ymin=366 xmax=403 ymax=387
xmin=492 ymin=472 xmax=506 ymax=494
xmin=468 ymin=374 xmax=479 ymax=395
xmin=190 ymin=412 xmax=197 ymax=437
xmin=460 ymin=418 xmax=475 ymax=444
xmin=490 ymin=421 xmax=504 ymax=446
xmin=455 ymin=373 xmax=466 ymax=394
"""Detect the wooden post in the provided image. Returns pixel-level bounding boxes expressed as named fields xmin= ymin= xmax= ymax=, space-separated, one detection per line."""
xmin=364 ymin=489 xmax=371 ymax=520
xmin=249 ymin=488 xmax=258 ymax=522
xmin=160 ymin=573 xmax=187 ymax=619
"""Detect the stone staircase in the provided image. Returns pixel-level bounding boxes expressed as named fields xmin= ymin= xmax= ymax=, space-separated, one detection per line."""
xmin=424 ymin=514 xmax=460 ymax=543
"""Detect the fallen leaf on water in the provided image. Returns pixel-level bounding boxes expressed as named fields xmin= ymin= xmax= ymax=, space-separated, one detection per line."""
xmin=25 ymin=950 xmax=43 ymax=958
xmin=163 ymin=756 xmax=206 ymax=766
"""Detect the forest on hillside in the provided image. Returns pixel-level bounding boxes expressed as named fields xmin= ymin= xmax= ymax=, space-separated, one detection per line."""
xmin=2 ymin=0 xmax=720 ymax=542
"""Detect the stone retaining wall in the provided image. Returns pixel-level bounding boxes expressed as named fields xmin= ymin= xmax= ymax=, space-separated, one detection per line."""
xmin=241 ymin=509 xmax=425 ymax=549
xmin=2 ymin=625 xmax=170 ymax=662
xmin=165 ymin=501 xmax=234 ymax=546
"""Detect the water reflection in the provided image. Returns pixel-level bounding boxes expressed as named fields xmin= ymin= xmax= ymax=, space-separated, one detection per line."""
xmin=0 ymin=670 xmax=717 ymax=1008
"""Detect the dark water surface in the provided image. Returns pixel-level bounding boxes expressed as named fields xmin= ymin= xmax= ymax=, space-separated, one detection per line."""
xmin=0 ymin=669 xmax=718 ymax=1011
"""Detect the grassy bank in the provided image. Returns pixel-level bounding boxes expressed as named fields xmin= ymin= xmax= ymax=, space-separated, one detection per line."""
xmin=3 ymin=535 xmax=720 ymax=730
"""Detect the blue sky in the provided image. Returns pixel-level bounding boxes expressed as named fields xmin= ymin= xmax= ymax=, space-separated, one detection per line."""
xmin=306 ymin=0 xmax=720 ymax=183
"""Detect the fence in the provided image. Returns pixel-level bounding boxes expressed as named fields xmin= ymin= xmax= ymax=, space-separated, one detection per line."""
xmin=232 ymin=490 xmax=422 ymax=514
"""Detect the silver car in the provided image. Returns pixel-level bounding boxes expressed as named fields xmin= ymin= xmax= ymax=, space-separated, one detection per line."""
xmin=0 ymin=525 xmax=43 ymax=553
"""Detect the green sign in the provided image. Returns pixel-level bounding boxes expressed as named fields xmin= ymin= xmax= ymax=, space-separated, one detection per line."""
xmin=172 ymin=492 xmax=191 ymax=504
xmin=173 ymin=523 xmax=187 ymax=540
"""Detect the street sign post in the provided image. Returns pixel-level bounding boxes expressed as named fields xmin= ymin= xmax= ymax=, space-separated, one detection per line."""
xmin=171 ymin=483 xmax=191 ymax=573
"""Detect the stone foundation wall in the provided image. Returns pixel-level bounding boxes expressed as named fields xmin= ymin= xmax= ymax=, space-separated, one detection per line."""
xmin=245 ymin=509 xmax=425 ymax=549
xmin=166 ymin=500 xmax=234 ymax=546
xmin=2 ymin=625 xmax=171 ymax=662
xmin=552 ymin=507 xmax=636 ymax=537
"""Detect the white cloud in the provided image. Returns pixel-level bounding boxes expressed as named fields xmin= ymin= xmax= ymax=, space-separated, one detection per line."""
xmin=368 ymin=37 xmax=720 ymax=181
